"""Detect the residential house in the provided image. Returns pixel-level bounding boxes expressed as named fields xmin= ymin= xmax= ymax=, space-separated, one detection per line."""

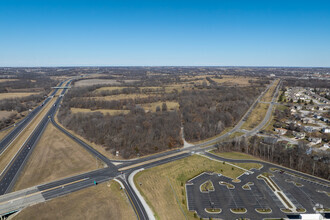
xmin=308 ymin=137 xmax=322 ymax=145
xmin=293 ymin=131 xmax=305 ymax=139
xmin=303 ymin=126 xmax=315 ymax=133
xmin=274 ymin=128 xmax=287 ymax=135
xmin=321 ymin=127 xmax=330 ymax=133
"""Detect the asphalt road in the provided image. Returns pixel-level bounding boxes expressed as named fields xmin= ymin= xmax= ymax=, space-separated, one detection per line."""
xmin=0 ymin=81 xmax=64 ymax=155
xmin=0 ymin=78 xmax=329 ymax=219
xmin=0 ymin=80 xmax=69 ymax=195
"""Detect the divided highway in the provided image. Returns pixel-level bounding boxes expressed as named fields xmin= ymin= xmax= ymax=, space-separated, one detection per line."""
xmin=0 ymin=81 xmax=64 ymax=155
xmin=0 ymin=80 xmax=69 ymax=195
xmin=1 ymin=78 xmax=328 ymax=220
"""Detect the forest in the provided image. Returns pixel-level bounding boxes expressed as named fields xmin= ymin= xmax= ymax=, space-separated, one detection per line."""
xmin=57 ymin=73 xmax=265 ymax=158
xmin=214 ymin=136 xmax=329 ymax=180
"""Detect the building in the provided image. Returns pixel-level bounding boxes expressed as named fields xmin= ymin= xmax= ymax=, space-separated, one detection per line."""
xmin=308 ymin=137 xmax=322 ymax=145
xmin=304 ymin=126 xmax=315 ymax=133
xmin=293 ymin=131 xmax=305 ymax=139
xmin=321 ymin=127 xmax=330 ymax=133
xmin=274 ymin=128 xmax=287 ymax=135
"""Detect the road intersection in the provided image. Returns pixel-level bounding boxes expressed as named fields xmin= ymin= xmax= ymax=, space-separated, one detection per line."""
xmin=0 ymin=78 xmax=328 ymax=220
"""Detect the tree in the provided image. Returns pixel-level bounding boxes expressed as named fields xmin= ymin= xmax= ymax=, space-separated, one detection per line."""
xmin=162 ymin=103 xmax=167 ymax=111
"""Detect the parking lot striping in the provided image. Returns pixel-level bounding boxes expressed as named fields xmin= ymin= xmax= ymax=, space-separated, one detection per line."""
xmin=258 ymin=174 xmax=297 ymax=211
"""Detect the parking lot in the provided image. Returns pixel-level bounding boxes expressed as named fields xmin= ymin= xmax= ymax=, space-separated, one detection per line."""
xmin=186 ymin=166 xmax=330 ymax=219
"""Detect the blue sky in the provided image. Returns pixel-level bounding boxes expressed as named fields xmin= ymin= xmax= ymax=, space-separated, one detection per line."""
xmin=0 ymin=0 xmax=329 ymax=67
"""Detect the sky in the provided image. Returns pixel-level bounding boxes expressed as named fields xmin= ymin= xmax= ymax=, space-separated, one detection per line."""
xmin=0 ymin=0 xmax=329 ymax=67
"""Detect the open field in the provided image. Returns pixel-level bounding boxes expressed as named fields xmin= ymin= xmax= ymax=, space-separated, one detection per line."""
xmin=70 ymin=108 xmax=130 ymax=116
xmin=95 ymin=86 xmax=162 ymax=93
xmin=210 ymin=75 xmax=256 ymax=86
xmin=0 ymin=110 xmax=15 ymax=119
xmin=0 ymin=92 xmax=39 ymax=100
xmin=90 ymin=93 xmax=155 ymax=101
xmin=232 ymin=162 xmax=263 ymax=170
xmin=241 ymin=103 xmax=269 ymax=130
xmin=261 ymin=79 xmax=280 ymax=102
xmin=134 ymin=155 xmax=247 ymax=219
xmin=74 ymin=79 xmax=137 ymax=87
xmin=141 ymin=101 xmax=179 ymax=112
xmin=0 ymin=96 xmax=58 ymax=175
xmin=13 ymin=123 xmax=99 ymax=191
xmin=0 ymin=79 xmax=18 ymax=83
xmin=211 ymin=151 xmax=262 ymax=161
xmin=13 ymin=181 xmax=135 ymax=220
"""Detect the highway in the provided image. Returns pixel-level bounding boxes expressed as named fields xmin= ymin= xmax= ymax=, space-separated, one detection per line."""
xmin=0 ymin=80 xmax=69 ymax=195
xmin=0 ymin=78 xmax=329 ymax=219
xmin=0 ymin=81 xmax=64 ymax=155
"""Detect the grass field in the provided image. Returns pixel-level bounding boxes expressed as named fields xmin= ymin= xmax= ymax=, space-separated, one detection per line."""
xmin=74 ymin=79 xmax=137 ymax=87
xmin=241 ymin=103 xmax=269 ymax=130
xmin=13 ymin=123 xmax=99 ymax=191
xmin=70 ymin=108 xmax=130 ymax=116
xmin=211 ymin=151 xmax=261 ymax=161
xmin=0 ymin=96 xmax=57 ymax=175
xmin=91 ymin=93 xmax=155 ymax=101
xmin=141 ymin=101 xmax=179 ymax=112
xmin=134 ymin=155 xmax=247 ymax=219
xmin=95 ymin=86 xmax=162 ymax=93
xmin=0 ymin=110 xmax=15 ymax=119
xmin=0 ymin=92 xmax=39 ymax=100
xmin=13 ymin=181 xmax=135 ymax=220
xmin=261 ymin=79 xmax=280 ymax=102
xmin=210 ymin=75 xmax=256 ymax=86
xmin=0 ymin=79 xmax=18 ymax=83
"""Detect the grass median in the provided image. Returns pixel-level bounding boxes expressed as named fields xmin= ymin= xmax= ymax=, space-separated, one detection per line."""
xmin=0 ymin=95 xmax=58 ymax=175
xmin=13 ymin=123 xmax=100 ymax=191
xmin=241 ymin=102 xmax=269 ymax=130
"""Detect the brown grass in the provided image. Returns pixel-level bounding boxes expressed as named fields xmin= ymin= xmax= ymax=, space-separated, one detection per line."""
xmin=74 ymin=79 xmax=137 ymax=87
xmin=211 ymin=151 xmax=261 ymax=161
xmin=13 ymin=123 xmax=99 ymax=191
xmin=211 ymin=75 xmax=256 ymax=86
xmin=134 ymin=155 xmax=246 ymax=219
xmin=0 ymin=79 xmax=18 ymax=83
xmin=70 ymin=108 xmax=130 ymax=116
xmin=241 ymin=103 xmax=269 ymax=130
xmin=261 ymin=79 xmax=280 ymax=102
xmin=0 ymin=96 xmax=58 ymax=175
xmin=13 ymin=181 xmax=135 ymax=220
xmin=0 ymin=92 xmax=39 ymax=100
xmin=0 ymin=110 xmax=15 ymax=119
xmin=90 ymin=93 xmax=155 ymax=101
xmin=141 ymin=101 xmax=179 ymax=112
